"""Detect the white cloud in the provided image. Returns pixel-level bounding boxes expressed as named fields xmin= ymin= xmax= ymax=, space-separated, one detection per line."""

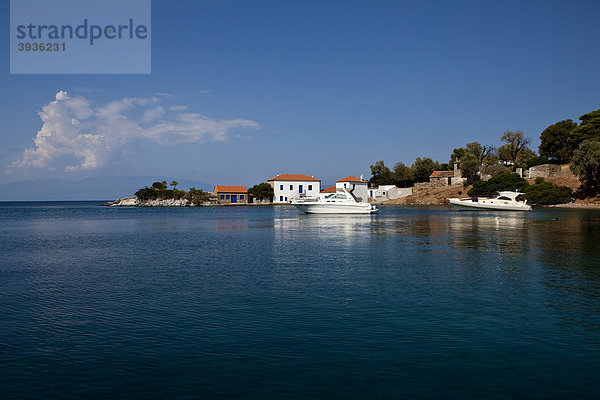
xmin=10 ymin=91 xmax=260 ymax=172
xmin=169 ymin=105 xmax=187 ymax=111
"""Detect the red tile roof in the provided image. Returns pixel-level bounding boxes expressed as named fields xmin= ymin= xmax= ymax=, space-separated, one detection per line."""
xmin=268 ymin=174 xmax=320 ymax=182
xmin=214 ymin=185 xmax=248 ymax=193
xmin=429 ymin=171 xmax=454 ymax=178
xmin=320 ymin=186 xmax=337 ymax=193
xmin=336 ymin=176 xmax=368 ymax=183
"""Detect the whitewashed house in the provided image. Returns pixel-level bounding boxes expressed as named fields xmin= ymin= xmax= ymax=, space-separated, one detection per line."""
xmin=336 ymin=176 xmax=369 ymax=202
xmin=268 ymin=174 xmax=321 ymax=203
xmin=369 ymin=185 xmax=412 ymax=200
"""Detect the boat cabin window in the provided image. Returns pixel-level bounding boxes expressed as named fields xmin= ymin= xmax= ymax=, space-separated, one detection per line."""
xmin=497 ymin=196 xmax=511 ymax=201
xmin=325 ymin=193 xmax=346 ymax=199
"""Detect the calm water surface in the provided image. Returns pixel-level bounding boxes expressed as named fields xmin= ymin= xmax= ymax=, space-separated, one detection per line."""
xmin=1 ymin=202 xmax=600 ymax=399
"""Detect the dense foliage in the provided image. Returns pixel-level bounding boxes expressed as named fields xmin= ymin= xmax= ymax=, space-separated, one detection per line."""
xmin=135 ymin=181 xmax=210 ymax=205
xmin=248 ymin=182 xmax=274 ymax=200
xmin=369 ymin=160 xmax=395 ymax=186
xmin=526 ymin=156 xmax=549 ymax=169
xmin=523 ymin=179 xmax=572 ymax=205
xmin=538 ymin=120 xmax=577 ymax=163
xmin=498 ymin=130 xmax=533 ymax=167
xmin=569 ymin=109 xmax=600 ymax=147
xmin=393 ymin=162 xmax=414 ymax=187
xmin=570 ymin=139 xmax=600 ymax=194
xmin=411 ymin=157 xmax=441 ymax=182
xmin=467 ymin=172 xmax=529 ymax=197
xmin=459 ymin=152 xmax=479 ymax=184
xmin=185 ymin=188 xmax=210 ymax=204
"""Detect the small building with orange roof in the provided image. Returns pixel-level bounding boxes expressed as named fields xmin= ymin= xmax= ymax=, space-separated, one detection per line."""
xmin=213 ymin=185 xmax=248 ymax=204
xmin=320 ymin=186 xmax=337 ymax=194
xmin=268 ymin=174 xmax=321 ymax=203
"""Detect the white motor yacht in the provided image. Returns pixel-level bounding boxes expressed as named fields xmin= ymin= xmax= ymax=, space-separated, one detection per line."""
xmin=291 ymin=188 xmax=378 ymax=214
xmin=448 ymin=191 xmax=532 ymax=211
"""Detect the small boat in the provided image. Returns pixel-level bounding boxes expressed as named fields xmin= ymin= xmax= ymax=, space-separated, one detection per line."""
xmin=291 ymin=188 xmax=378 ymax=214
xmin=448 ymin=191 xmax=532 ymax=211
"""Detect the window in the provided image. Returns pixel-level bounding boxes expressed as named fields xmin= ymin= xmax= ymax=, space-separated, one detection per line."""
xmin=344 ymin=183 xmax=347 ymax=188
xmin=285 ymin=197 xmax=288 ymax=201
xmin=240 ymin=195 xmax=244 ymax=200
xmin=226 ymin=195 xmax=230 ymax=199
xmin=308 ymin=185 xmax=312 ymax=190
xmin=280 ymin=185 xmax=283 ymax=190
xmin=280 ymin=196 xmax=283 ymax=201
xmin=220 ymin=195 xmax=225 ymax=200
xmin=290 ymin=185 xmax=293 ymax=190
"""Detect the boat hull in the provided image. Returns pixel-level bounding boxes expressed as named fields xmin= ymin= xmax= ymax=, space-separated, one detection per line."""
xmin=292 ymin=203 xmax=377 ymax=214
xmin=448 ymin=198 xmax=531 ymax=211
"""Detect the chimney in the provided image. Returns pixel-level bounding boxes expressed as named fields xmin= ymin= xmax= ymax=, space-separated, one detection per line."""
xmin=360 ymin=174 xmax=363 ymax=180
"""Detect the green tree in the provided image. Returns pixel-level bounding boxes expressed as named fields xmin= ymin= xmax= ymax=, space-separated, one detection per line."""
xmin=497 ymin=144 xmax=512 ymax=166
xmin=468 ymin=172 xmax=529 ymax=197
xmin=500 ymin=130 xmax=531 ymax=165
xmin=465 ymin=141 xmax=493 ymax=165
xmin=411 ymin=157 xmax=441 ymax=182
xmin=369 ymin=160 xmax=394 ymax=186
xmin=449 ymin=147 xmax=467 ymax=166
xmin=539 ymin=119 xmax=577 ymax=163
xmin=170 ymin=180 xmax=179 ymax=189
xmin=515 ymin=147 xmax=538 ymax=169
xmin=248 ymin=182 xmax=274 ymax=200
xmin=185 ymin=188 xmax=210 ymax=205
xmin=524 ymin=179 xmax=572 ymax=205
xmin=459 ymin=152 xmax=480 ymax=184
xmin=569 ymin=109 xmax=600 ymax=147
xmin=483 ymin=153 xmax=500 ymax=167
xmin=151 ymin=181 xmax=167 ymax=190
xmin=570 ymin=139 xmax=600 ymax=193
xmin=135 ymin=186 xmax=154 ymax=201
xmin=393 ymin=162 xmax=414 ymax=187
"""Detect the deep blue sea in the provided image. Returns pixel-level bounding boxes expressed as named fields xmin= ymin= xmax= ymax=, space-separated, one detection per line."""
xmin=1 ymin=202 xmax=600 ymax=399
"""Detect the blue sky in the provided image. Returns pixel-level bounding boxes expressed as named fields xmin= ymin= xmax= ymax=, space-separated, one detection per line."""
xmin=1 ymin=0 xmax=599 ymax=188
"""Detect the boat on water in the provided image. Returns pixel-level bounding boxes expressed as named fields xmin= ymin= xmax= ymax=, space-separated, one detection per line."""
xmin=291 ymin=188 xmax=378 ymax=214
xmin=448 ymin=191 xmax=532 ymax=211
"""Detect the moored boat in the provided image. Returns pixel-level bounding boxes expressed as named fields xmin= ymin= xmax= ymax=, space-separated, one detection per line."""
xmin=291 ymin=188 xmax=378 ymax=214
xmin=448 ymin=191 xmax=532 ymax=211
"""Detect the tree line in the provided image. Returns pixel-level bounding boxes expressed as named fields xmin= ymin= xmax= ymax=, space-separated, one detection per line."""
xmin=134 ymin=180 xmax=211 ymax=205
xmin=134 ymin=180 xmax=276 ymax=203
xmin=369 ymin=108 xmax=600 ymax=195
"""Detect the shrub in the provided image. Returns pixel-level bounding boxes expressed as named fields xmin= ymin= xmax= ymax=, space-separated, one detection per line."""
xmin=468 ymin=172 xmax=529 ymax=197
xmin=524 ymin=181 xmax=572 ymax=205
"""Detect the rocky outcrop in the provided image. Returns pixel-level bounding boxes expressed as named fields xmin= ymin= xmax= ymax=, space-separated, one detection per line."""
xmin=102 ymin=197 xmax=139 ymax=206
xmin=140 ymin=199 xmax=189 ymax=207
xmin=102 ymin=197 xmax=190 ymax=207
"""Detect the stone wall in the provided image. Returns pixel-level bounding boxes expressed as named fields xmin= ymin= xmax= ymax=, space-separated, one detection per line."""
xmin=528 ymin=164 xmax=561 ymax=179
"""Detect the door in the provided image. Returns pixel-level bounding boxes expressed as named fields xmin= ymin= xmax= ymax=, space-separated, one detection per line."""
xmin=299 ymin=185 xmax=303 ymax=194
xmin=231 ymin=195 xmax=237 ymax=203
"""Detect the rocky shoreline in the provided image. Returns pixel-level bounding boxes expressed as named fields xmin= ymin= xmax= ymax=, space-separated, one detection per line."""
xmin=102 ymin=197 xmax=191 ymax=207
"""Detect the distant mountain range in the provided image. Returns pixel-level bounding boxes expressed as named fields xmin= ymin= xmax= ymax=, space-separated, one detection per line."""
xmin=0 ymin=176 xmax=213 ymax=201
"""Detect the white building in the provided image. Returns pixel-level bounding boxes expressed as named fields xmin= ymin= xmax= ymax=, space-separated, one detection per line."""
xmin=268 ymin=174 xmax=321 ymax=203
xmin=335 ymin=176 xmax=369 ymax=202
xmin=368 ymin=185 xmax=412 ymax=200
